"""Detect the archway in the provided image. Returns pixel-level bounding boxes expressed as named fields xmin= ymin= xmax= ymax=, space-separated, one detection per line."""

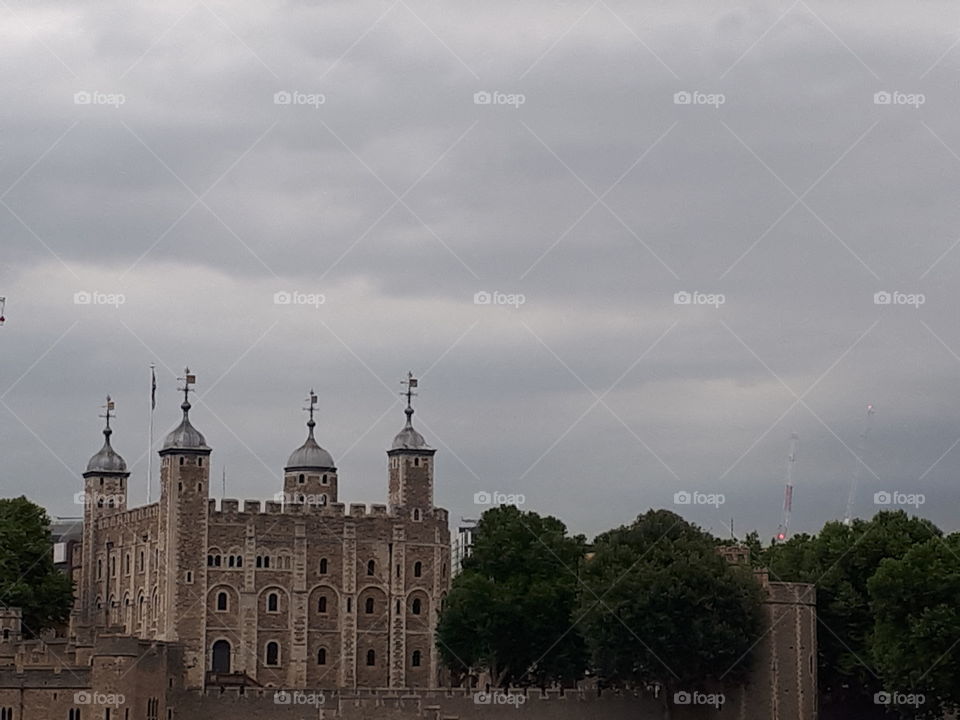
xmin=211 ymin=639 xmax=231 ymax=673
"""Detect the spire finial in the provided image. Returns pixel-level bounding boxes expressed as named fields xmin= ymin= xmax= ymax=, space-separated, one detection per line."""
xmin=99 ymin=395 xmax=116 ymax=440
xmin=177 ymin=367 xmax=196 ymax=415
xmin=400 ymin=372 xmax=419 ymax=427
xmin=303 ymin=389 xmax=318 ymax=436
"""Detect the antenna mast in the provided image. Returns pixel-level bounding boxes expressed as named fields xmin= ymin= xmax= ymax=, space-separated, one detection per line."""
xmin=843 ymin=404 xmax=875 ymax=526
xmin=776 ymin=433 xmax=800 ymax=541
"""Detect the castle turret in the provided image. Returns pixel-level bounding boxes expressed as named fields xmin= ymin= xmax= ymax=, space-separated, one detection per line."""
xmin=283 ymin=389 xmax=338 ymax=505
xmin=80 ymin=397 xmax=129 ymax=627
xmin=387 ymin=373 xmax=436 ymax=514
xmin=156 ymin=368 xmax=210 ymax=688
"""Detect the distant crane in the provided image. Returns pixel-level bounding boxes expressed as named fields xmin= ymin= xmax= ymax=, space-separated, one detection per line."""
xmin=776 ymin=433 xmax=800 ymax=541
xmin=0 ymin=296 xmax=5 ymax=326
xmin=843 ymin=404 xmax=876 ymax=526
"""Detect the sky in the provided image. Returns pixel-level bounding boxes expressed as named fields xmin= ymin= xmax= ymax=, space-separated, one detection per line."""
xmin=2 ymin=0 xmax=960 ymax=542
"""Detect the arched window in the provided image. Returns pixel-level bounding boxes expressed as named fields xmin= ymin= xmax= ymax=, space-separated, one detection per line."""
xmin=317 ymin=648 xmax=326 ymax=665
xmin=216 ymin=592 xmax=228 ymax=612
xmin=138 ymin=594 xmax=145 ymax=620
xmin=264 ymin=556 xmax=270 ymax=569
xmin=317 ymin=596 xmax=327 ymax=613
xmin=319 ymin=558 xmax=328 ymax=574
xmin=298 ymin=473 xmax=305 ymax=484
xmin=412 ymin=508 xmax=421 ymax=521
xmin=236 ymin=555 xmax=243 ymax=568
xmin=265 ymin=641 xmax=279 ymax=666
xmin=412 ymin=650 xmax=421 ymax=667
xmin=228 ymin=556 xmax=235 ymax=568
xmin=256 ymin=556 xmax=262 ymax=568
xmin=267 ymin=592 xmax=279 ymax=613
xmin=366 ymin=649 xmax=375 ymax=666
xmin=412 ymin=598 xmax=422 ymax=615
xmin=214 ymin=555 xmax=221 ymax=567
xmin=366 ymin=560 xmax=375 ymax=576
xmin=365 ymin=597 xmax=374 ymax=614
xmin=414 ymin=562 xmax=422 ymax=578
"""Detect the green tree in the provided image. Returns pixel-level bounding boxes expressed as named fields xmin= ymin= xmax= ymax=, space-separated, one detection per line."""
xmin=766 ymin=511 xmax=940 ymax=716
xmin=436 ymin=505 xmax=587 ymax=688
xmin=581 ymin=509 xmax=764 ymax=718
xmin=869 ymin=533 xmax=960 ymax=719
xmin=0 ymin=497 xmax=74 ymax=635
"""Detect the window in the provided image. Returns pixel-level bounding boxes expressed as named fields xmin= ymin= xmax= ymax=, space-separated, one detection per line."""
xmin=214 ymin=555 xmax=221 ymax=567
xmin=298 ymin=473 xmax=305 ymax=484
xmin=97 ymin=560 xmax=102 ymax=580
xmin=124 ymin=554 xmax=130 ymax=575
xmin=228 ymin=556 xmax=234 ymax=568
xmin=317 ymin=648 xmax=326 ymax=665
xmin=138 ymin=551 xmax=144 ymax=572
xmin=319 ymin=558 xmax=328 ymax=574
xmin=366 ymin=560 xmax=375 ymax=576
xmin=414 ymin=457 xmax=419 ymax=467
xmin=2 ymin=630 xmax=7 ymax=640
xmin=264 ymin=556 xmax=270 ymax=569
xmin=256 ymin=556 xmax=262 ymax=568
xmin=396 ymin=564 xmax=400 ymax=578
xmin=412 ymin=598 xmax=422 ymax=615
xmin=414 ymin=562 xmax=422 ymax=578
xmin=365 ymin=597 xmax=374 ymax=614
xmin=265 ymin=642 xmax=279 ymax=666
xmin=146 ymin=698 xmax=159 ymax=720
xmin=185 ymin=571 xmax=193 ymax=584
xmin=412 ymin=650 xmax=421 ymax=667
xmin=69 ymin=710 xmax=82 ymax=720
xmin=366 ymin=649 xmax=375 ymax=666
xmin=198 ymin=457 xmax=203 ymax=467
xmin=267 ymin=593 xmax=279 ymax=613
xmin=216 ymin=592 xmax=228 ymax=612
xmin=111 ymin=557 xmax=116 ymax=577
xmin=413 ymin=508 xmax=421 ymax=521
xmin=236 ymin=556 xmax=243 ymax=568
xmin=179 ymin=457 xmax=185 ymax=466
xmin=321 ymin=474 xmax=329 ymax=485
xmin=317 ymin=596 xmax=327 ymax=613
xmin=347 ymin=598 xmax=352 ymax=613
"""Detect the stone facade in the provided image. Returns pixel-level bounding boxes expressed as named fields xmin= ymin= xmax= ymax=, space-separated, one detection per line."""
xmin=66 ymin=373 xmax=451 ymax=692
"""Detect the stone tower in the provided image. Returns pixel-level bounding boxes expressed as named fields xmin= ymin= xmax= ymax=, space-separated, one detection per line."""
xmin=80 ymin=397 xmax=129 ymax=628
xmin=157 ymin=368 xmax=210 ymax=688
xmin=387 ymin=373 xmax=436 ymax=515
xmin=283 ymin=389 xmax=338 ymax=505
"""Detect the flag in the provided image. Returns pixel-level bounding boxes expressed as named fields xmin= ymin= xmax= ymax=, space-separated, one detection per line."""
xmin=151 ymin=367 xmax=156 ymax=411
xmin=186 ymin=373 xmax=196 ymax=385
xmin=408 ymin=378 xmax=418 ymax=388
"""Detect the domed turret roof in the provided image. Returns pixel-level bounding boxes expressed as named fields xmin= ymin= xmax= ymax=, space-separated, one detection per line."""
xmin=285 ymin=390 xmax=335 ymax=470
xmin=86 ymin=426 xmax=128 ymax=474
xmin=162 ymin=399 xmax=208 ymax=451
xmin=392 ymin=407 xmax=430 ymax=450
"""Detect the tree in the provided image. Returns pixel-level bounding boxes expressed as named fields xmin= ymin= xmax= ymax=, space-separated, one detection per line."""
xmin=436 ymin=505 xmax=588 ymax=688
xmin=869 ymin=533 xmax=960 ymax=719
xmin=581 ymin=509 xmax=764 ymax=718
xmin=766 ymin=511 xmax=941 ymax=717
xmin=0 ymin=497 xmax=74 ymax=636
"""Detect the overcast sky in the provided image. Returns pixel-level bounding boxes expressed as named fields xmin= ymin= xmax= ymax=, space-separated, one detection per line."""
xmin=2 ymin=0 xmax=960 ymax=542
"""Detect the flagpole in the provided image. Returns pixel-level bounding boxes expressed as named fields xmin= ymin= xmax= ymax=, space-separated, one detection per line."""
xmin=147 ymin=363 xmax=155 ymax=504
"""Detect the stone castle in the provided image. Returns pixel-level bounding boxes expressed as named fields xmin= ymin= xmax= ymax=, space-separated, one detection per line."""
xmin=0 ymin=371 xmax=818 ymax=719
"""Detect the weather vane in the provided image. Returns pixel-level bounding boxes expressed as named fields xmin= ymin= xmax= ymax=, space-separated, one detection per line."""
xmin=401 ymin=371 xmax=419 ymax=409
xmin=304 ymin=389 xmax=318 ymax=425
xmin=177 ymin=367 xmax=197 ymax=405
xmin=100 ymin=395 xmax=116 ymax=429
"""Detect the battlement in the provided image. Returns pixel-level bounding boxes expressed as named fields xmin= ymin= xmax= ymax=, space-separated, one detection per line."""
xmin=207 ymin=498 xmax=443 ymax=522
xmin=94 ymin=503 xmax=159 ymax=530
